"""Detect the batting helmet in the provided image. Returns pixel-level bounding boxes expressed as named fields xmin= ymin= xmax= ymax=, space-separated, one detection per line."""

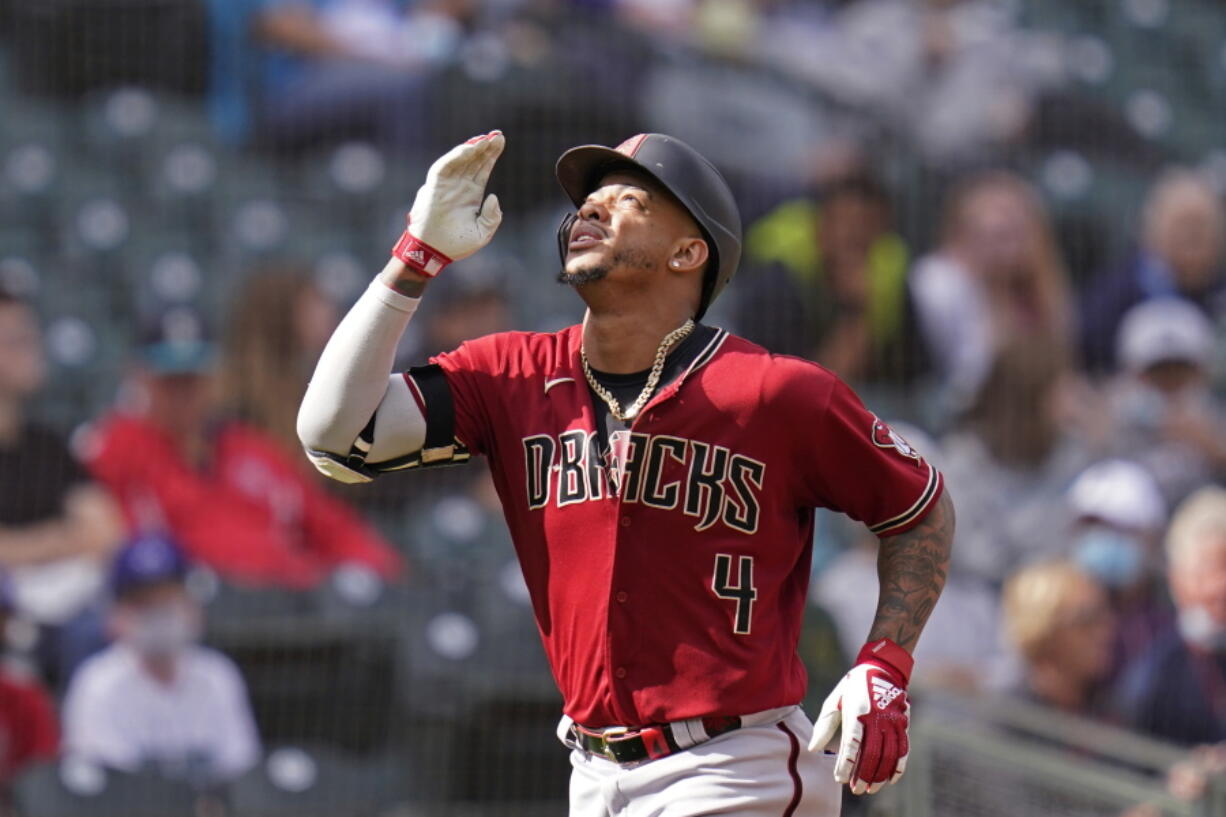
xmin=555 ymin=133 xmax=742 ymax=321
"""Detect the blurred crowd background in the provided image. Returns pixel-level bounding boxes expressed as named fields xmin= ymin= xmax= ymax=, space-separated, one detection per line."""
xmin=2 ymin=0 xmax=1226 ymax=815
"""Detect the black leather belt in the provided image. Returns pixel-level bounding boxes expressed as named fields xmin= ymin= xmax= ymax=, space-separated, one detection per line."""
xmin=569 ymin=716 xmax=743 ymax=765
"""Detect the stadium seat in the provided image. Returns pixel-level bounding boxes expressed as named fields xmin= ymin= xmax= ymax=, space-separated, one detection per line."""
xmin=227 ymin=744 xmax=416 ymax=817
xmin=10 ymin=760 xmax=202 ymax=817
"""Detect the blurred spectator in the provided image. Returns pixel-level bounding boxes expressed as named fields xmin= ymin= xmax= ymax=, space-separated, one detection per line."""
xmin=251 ymin=0 xmax=475 ymax=153
xmin=0 ymin=288 xmax=123 ymax=684
xmin=910 ymin=171 xmax=1073 ymax=419
xmin=1066 ymin=459 xmax=1171 ymax=673
xmin=413 ymin=262 xmax=515 ymax=360
xmin=734 ymin=175 xmax=925 ymax=386
xmin=1106 ymin=298 xmax=1226 ymax=507
xmin=0 ymin=574 xmax=58 ymax=788
xmin=83 ymin=307 xmax=401 ymax=589
xmin=1115 ymin=487 xmax=1226 ymax=746
xmin=1002 ymin=560 xmax=1116 ymax=716
xmin=940 ymin=338 xmax=1096 ymax=589
xmin=220 ymin=267 xmax=339 ymax=458
xmin=62 ymin=536 xmax=259 ymax=784
xmin=761 ymin=0 xmax=1065 ymax=166
xmin=1080 ymin=170 xmax=1226 ymax=374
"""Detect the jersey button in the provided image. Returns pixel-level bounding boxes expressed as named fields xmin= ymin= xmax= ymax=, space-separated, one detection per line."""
xmin=615 ymin=591 xmax=628 ymax=603
xmin=615 ymin=667 xmax=627 ymax=679
xmin=620 ymin=517 xmax=631 ymax=528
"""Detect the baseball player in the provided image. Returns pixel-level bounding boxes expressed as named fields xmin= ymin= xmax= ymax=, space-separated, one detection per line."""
xmin=297 ymin=131 xmax=955 ymax=815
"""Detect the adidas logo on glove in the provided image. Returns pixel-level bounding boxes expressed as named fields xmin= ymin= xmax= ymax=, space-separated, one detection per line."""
xmin=871 ymin=677 xmax=902 ymax=710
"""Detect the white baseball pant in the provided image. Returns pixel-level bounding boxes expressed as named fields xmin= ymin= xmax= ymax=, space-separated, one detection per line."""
xmin=558 ymin=706 xmax=841 ymax=817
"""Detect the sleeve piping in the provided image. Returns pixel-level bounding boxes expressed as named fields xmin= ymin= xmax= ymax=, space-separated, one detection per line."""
xmin=868 ymin=465 xmax=942 ymax=537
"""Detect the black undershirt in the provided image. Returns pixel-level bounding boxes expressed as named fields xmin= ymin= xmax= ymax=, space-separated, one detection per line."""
xmin=586 ymin=324 xmax=718 ymax=454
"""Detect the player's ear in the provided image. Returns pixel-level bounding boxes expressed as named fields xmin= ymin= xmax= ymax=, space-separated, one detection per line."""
xmin=668 ymin=237 xmax=709 ymax=276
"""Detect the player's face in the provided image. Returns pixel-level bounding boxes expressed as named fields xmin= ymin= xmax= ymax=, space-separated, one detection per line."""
xmin=560 ymin=172 xmax=702 ymax=286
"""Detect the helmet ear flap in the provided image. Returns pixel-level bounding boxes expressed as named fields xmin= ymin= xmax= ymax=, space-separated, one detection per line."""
xmin=557 ymin=212 xmax=579 ymax=271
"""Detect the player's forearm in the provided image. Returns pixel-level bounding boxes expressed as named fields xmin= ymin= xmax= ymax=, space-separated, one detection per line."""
xmin=296 ymin=260 xmax=424 ymax=454
xmin=867 ymin=490 xmax=955 ymax=653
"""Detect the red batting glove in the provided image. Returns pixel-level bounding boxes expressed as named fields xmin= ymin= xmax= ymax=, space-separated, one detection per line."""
xmin=810 ymin=638 xmax=913 ymax=795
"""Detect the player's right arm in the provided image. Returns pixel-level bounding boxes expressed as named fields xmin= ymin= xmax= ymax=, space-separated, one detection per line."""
xmin=296 ymin=131 xmax=504 ymax=483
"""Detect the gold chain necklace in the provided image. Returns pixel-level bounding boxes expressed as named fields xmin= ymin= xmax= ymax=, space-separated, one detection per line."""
xmin=581 ymin=320 xmax=695 ymax=422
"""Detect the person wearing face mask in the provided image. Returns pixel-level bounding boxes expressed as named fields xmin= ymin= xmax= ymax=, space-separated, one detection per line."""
xmin=60 ymin=535 xmax=260 ymax=784
xmin=1065 ymin=459 xmax=1171 ymax=673
xmin=1114 ymin=487 xmax=1226 ymax=746
xmin=1107 ymin=298 xmax=1226 ymax=508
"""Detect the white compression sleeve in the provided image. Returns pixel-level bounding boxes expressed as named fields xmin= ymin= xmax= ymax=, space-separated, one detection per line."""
xmin=297 ymin=279 xmax=427 ymax=463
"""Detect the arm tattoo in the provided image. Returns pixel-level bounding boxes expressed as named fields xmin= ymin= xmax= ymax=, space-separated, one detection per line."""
xmin=377 ymin=259 xmax=430 ymax=298
xmin=867 ymin=489 xmax=955 ymax=653
xmin=388 ymin=275 xmax=428 ymax=298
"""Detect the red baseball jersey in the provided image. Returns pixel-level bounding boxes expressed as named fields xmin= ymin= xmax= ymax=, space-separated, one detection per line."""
xmin=424 ymin=325 xmax=942 ymax=727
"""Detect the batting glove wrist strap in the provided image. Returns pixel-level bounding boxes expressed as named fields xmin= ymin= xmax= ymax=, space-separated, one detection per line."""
xmin=392 ymin=218 xmax=452 ymax=278
xmin=855 ymin=638 xmax=914 ymax=686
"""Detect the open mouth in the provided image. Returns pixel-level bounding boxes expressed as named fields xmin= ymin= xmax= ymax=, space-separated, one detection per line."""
xmin=568 ymin=221 xmax=607 ymax=251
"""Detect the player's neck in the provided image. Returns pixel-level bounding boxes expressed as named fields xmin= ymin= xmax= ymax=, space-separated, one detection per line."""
xmin=582 ymin=305 xmax=694 ymax=374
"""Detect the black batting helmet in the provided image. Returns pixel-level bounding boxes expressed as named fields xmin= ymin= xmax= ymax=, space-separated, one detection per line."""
xmin=555 ymin=133 xmax=742 ymax=321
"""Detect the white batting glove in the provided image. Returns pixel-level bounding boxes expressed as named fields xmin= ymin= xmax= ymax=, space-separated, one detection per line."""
xmin=391 ymin=130 xmax=505 ymax=277
xmin=810 ymin=638 xmax=914 ymax=796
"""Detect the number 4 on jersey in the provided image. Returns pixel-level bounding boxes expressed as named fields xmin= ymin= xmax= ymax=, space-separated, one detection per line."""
xmin=712 ymin=554 xmax=757 ymax=635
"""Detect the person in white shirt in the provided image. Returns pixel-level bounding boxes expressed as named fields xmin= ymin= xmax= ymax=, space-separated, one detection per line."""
xmin=61 ymin=535 xmax=260 ymax=784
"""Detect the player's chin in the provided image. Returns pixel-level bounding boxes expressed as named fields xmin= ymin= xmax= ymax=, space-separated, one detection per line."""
xmin=557 ymin=259 xmax=609 ymax=286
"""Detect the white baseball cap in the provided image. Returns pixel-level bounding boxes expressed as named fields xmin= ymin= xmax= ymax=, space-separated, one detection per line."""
xmin=1116 ymin=297 xmax=1216 ymax=373
xmin=1067 ymin=459 xmax=1167 ymax=531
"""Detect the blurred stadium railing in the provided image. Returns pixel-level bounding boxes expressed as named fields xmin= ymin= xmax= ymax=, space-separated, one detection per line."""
xmin=871 ymin=691 xmax=1226 ymax=817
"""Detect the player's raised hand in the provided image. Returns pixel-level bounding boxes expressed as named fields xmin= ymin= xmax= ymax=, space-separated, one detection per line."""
xmin=391 ymin=130 xmax=505 ymax=277
xmin=810 ymin=638 xmax=913 ymax=795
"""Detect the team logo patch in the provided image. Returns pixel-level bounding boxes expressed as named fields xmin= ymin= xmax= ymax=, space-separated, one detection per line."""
xmin=871 ymin=417 xmax=919 ymax=460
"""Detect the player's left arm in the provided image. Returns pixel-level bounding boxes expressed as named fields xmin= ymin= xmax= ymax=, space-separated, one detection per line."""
xmin=868 ymin=488 xmax=955 ymax=652
xmin=811 ymin=489 xmax=955 ymax=795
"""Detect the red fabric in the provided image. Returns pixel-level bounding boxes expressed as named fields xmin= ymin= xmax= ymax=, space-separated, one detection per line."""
xmin=84 ymin=415 xmax=401 ymax=588
xmin=0 ymin=673 xmax=58 ymax=784
xmin=391 ymin=216 xmax=452 ymax=277
xmin=856 ymin=638 xmax=915 ymax=686
xmin=850 ymin=661 xmax=909 ymax=789
xmin=428 ymin=326 xmax=941 ymax=726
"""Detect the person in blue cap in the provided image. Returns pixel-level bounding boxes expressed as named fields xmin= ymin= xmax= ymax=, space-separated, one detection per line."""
xmin=60 ymin=535 xmax=260 ymax=784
